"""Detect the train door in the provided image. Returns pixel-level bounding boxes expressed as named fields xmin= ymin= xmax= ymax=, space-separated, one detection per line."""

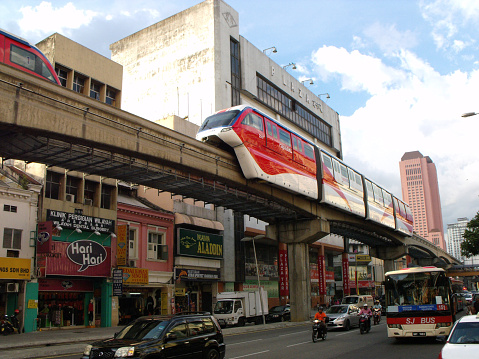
xmin=265 ymin=118 xmax=282 ymax=155
xmin=292 ymin=135 xmax=305 ymax=167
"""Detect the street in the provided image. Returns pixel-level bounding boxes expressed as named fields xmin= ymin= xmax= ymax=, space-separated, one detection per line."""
xmin=24 ymin=321 xmax=444 ymax=359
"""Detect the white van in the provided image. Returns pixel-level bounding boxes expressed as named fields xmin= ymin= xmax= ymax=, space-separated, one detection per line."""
xmin=341 ymin=295 xmax=374 ymax=308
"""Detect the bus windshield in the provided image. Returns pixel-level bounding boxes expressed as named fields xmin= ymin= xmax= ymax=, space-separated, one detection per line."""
xmin=198 ymin=110 xmax=240 ymax=131
xmin=385 ymin=270 xmax=450 ymax=306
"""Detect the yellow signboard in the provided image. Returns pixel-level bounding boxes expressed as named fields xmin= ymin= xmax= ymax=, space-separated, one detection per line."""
xmin=116 ymin=224 xmax=128 ymax=267
xmin=119 ymin=267 xmax=148 ymax=285
xmin=0 ymin=257 xmax=31 ymax=280
xmin=28 ymin=300 xmax=38 ymax=309
xmin=355 ymin=255 xmax=371 ymax=262
xmin=175 ymin=288 xmax=186 ymax=296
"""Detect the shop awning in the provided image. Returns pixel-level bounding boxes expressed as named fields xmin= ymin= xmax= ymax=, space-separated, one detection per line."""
xmin=175 ymin=213 xmax=224 ymax=231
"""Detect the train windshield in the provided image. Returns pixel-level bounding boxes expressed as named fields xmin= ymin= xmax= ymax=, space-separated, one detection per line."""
xmin=198 ymin=110 xmax=240 ymax=131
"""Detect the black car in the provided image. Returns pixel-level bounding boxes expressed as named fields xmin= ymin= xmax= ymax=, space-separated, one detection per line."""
xmin=82 ymin=312 xmax=225 ymax=359
xmin=266 ymin=305 xmax=290 ymax=322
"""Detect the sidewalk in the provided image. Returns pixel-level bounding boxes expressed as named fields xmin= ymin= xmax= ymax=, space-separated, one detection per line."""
xmin=0 ymin=320 xmax=310 ymax=359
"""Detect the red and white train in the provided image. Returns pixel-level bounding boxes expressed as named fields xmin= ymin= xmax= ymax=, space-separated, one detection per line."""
xmin=196 ymin=105 xmax=413 ymax=236
xmin=0 ymin=28 xmax=61 ymax=85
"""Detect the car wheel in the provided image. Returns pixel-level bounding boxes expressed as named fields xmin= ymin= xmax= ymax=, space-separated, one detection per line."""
xmin=205 ymin=348 xmax=220 ymax=359
xmin=343 ymin=320 xmax=350 ymax=331
xmin=238 ymin=317 xmax=245 ymax=327
xmin=280 ymin=316 xmax=285 ymax=322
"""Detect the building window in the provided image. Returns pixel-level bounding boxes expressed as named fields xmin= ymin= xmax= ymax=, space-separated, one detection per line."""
xmin=147 ymin=231 xmax=165 ymax=260
xmin=256 ymin=76 xmax=332 ymax=147
xmin=73 ymin=74 xmax=85 ymax=94
xmin=106 ymin=87 xmax=117 ymax=106
xmin=84 ymin=180 xmax=97 ymax=205
xmin=45 ymin=170 xmax=62 ymax=199
xmin=56 ymin=66 xmax=68 ymax=87
xmin=3 ymin=228 xmax=22 ymax=250
xmin=101 ymin=184 xmax=114 ymax=209
xmin=66 ymin=176 xmax=80 ymax=198
xmin=129 ymin=227 xmax=138 ymax=259
xmin=230 ymin=37 xmax=240 ymax=106
xmin=3 ymin=205 xmax=17 ymax=213
xmin=90 ymin=81 xmax=101 ymax=100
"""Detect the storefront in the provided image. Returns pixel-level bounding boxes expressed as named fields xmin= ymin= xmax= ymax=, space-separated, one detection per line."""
xmin=174 ymin=227 xmax=223 ymax=313
xmin=36 ymin=211 xmax=115 ymax=328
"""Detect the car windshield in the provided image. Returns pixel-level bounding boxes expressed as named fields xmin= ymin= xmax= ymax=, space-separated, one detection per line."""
xmin=449 ymin=321 xmax=479 ymax=344
xmin=115 ymin=319 xmax=169 ymax=340
xmin=270 ymin=306 xmax=286 ymax=313
xmin=326 ymin=306 xmax=348 ymax=314
xmin=342 ymin=297 xmax=358 ymax=304
xmin=214 ymin=300 xmax=233 ymax=314
xmin=198 ymin=110 xmax=240 ymax=131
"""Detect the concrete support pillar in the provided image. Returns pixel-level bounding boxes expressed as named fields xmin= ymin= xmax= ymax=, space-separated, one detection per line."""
xmin=384 ymin=259 xmax=395 ymax=274
xmin=288 ymin=242 xmax=311 ymax=322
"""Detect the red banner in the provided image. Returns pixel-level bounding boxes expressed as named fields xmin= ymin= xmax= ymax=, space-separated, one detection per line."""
xmin=279 ymin=249 xmax=289 ymax=297
xmin=318 ymin=254 xmax=326 ymax=295
xmin=342 ymin=253 xmax=350 ymax=295
xmin=38 ymin=278 xmax=94 ymax=292
xmin=387 ymin=316 xmax=452 ymax=325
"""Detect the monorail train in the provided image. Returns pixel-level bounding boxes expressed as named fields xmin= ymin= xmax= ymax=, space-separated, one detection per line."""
xmin=0 ymin=28 xmax=61 ymax=85
xmin=196 ymin=105 xmax=413 ymax=236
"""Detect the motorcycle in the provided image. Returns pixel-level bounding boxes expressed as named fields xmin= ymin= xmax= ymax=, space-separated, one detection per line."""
xmin=359 ymin=314 xmax=371 ymax=334
xmin=0 ymin=315 xmax=15 ymax=335
xmin=312 ymin=317 xmax=329 ymax=342
xmin=373 ymin=308 xmax=381 ymax=325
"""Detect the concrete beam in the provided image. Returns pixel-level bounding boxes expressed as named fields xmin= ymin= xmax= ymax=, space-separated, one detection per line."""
xmin=266 ymin=218 xmax=330 ymax=244
xmin=370 ymin=245 xmax=409 ymax=261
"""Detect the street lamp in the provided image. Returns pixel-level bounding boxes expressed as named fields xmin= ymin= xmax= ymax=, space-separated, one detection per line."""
xmin=241 ymin=235 xmax=266 ymax=325
xmin=461 ymin=112 xmax=478 ymax=117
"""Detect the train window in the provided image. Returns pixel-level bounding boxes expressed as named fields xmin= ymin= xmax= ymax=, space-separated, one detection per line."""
xmin=279 ymin=128 xmax=291 ymax=147
xmin=10 ymin=45 xmax=36 ymax=72
xmin=241 ymin=113 xmax=264 ymax=131
xmin=365 ymin=180 xmax=374 ymax=202
xmin=198 ymin=110 xmax=240 ymax=131
xmin=292 ymin=137 xmax=299 ymax=151
xmin=321 ymin=153 xmax=333 ymax=172
xmin=355 ymin=173 xmax=363 ymax=193
xmin=383 ymin=190 xmax=393 ymax=207
xmin=372 ymin=184 xmax=384 ymax=205
xmin=304 ymin=143 xmax=314 ymax=159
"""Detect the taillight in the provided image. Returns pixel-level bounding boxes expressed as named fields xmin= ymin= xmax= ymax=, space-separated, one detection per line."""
xmin=437 ymin=349 xmax=442 ymax=359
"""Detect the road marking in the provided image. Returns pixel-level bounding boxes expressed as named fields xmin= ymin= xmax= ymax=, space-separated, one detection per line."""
xmin=229 ymin=350 xmax=270 ymax=359
xmin=279 ymin=330 xmax=310 ymax=337
xmin=286 ymin=341 xmax=311 ymax=347
xmin=229 ymin=339 xmax=263 ymax=346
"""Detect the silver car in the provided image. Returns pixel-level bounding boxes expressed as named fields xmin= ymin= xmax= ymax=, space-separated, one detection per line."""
xmin=325 ymin=304 xmax=360 ymax=331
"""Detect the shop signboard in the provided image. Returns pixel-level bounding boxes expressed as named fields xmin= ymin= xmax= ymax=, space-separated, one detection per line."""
xmin=177 ymin=228 xmax=223 ymax=259
xmin=37 ymin=221 xmax=53 ymax=253
xmin=38 ymin=278 xmax=94 ymax=291
xmin=318 ymin=255 xmax=326 ymax=295
xmin=113 ymin=269 xmax=123 ymax=296
xmin=0 ymin=257 xmax=31 ymax=280
xmin=47 ymin=209 xmax=115 ymax=234
xmin=279 ymin=248 xmax=289 ymax=297
xmin=116 ymin=224 xmax=128 ymax=266
xmin=174 ymin=268 xmax=220 ymax=281
xmin=42 ymin=241 xmax=111 ymax=277
xmin=119 ymin=267 xmax=149 ymax=285
xmin=342 ymin=253 xmax=350 ymax=295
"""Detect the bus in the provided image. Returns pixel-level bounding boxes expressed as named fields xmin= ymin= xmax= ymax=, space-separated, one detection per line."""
xmin=385 ymin=266 xmax=454 ymax=338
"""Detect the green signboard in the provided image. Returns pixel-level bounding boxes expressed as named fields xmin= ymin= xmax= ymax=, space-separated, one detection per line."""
xmin=177 ymin=228 xmax=223 ymax=259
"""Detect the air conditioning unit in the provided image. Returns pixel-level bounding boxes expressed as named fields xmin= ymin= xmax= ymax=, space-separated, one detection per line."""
xmin=84 ymin=198 xmax=93 ymax=206
xmin=129 ymin=260 xmax=136 ymax=267
xmin=6 ymin=283 xmax=19 ymax=293
xmin=65 ymin=194 xmax=75 ymax=203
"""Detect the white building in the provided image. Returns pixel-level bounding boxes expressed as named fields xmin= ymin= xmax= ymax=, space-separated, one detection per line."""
xmin=447 ymin=217 xmax=479 ymax=265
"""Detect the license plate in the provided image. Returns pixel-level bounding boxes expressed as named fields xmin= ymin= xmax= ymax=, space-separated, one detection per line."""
xmin=413 ymin=332 xmax=426 ymax=337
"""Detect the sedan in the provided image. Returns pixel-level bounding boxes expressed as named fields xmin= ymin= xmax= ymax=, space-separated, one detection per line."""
xmin=266 ymin=305 xmax=290 ymax=322
xmin=325 ymin=304 xmax=360 ymax=331
xmin=437 ymin=314 xmax=479 ymax=358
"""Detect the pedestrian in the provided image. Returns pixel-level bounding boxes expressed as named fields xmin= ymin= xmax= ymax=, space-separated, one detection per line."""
xmin=473 ymin=295 xmax=479 ymax=315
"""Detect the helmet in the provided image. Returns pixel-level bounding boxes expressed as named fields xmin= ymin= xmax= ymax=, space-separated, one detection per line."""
xmin=318 ymin=306 xmax=323 ymax=311
xmin=363 ymin=304 xmax=368 ymax=307
xmin=14 ymin=309 xmax=19 ymax=314
xmin=375 ymin=300 xmax=379 ymax=304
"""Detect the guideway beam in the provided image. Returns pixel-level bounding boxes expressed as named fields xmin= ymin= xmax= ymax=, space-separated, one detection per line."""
xmin=266 ymin=218 xmax=330 ymax=244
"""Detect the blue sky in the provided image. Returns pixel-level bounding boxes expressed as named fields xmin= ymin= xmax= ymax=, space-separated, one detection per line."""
xmin=1 ymin=0 xmax=478 ymax=238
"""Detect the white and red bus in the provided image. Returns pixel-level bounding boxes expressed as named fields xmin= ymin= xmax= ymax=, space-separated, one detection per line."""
xmin=385 ymin=266 xmax=454 ymax=338
xmin=196 ymin=105 xmax=413 ymax=235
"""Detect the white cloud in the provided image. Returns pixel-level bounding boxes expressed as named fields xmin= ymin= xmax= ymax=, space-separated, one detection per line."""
xmin=311 ymin=44 xmax=479 ymax=226
xmin=19 ymin=2 xmax=98 ymax=37
xmin=363 ymin=22 xmax=418 ymax=55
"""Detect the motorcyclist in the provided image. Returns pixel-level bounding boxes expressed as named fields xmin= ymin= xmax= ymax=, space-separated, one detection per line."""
xmin=373 ymin=300 xmax=382 ymax=321
xmin=314 ymin=306 xmax=328 ymax=334
xmin=11 ymin=309 xmax=20 ymax=333
xmin=358 ymin=303 xmax=372 ymax=330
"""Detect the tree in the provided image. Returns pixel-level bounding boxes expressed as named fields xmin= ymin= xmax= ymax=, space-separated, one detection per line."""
xmin=461 ymin=211 xmax=479 ymax=258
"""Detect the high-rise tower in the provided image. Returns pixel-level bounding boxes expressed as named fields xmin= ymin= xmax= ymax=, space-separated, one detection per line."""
xmin=399 ymin=151 xmax=446 ymax=250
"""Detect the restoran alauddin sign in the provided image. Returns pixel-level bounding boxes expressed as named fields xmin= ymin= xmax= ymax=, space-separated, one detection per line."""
xmin=177 ymin=228 xmax=223 ymax=259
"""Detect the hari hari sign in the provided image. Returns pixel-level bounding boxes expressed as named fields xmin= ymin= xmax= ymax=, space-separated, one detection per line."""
xmin=67 ymin=240 xmax=107 ymax=272
xmin=177 ymin=228 xmax=223 ymax=260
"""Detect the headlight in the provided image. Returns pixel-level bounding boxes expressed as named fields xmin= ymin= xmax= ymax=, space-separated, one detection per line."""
xmin=83 ymin=345 xmax=92 ymax=356
xmin=337 ymin=315 xmax=346 ymax=320
xmin=115 ymin=346 xmax=135 ymax=357
xmin=220 ymin=128 xmax=232 ymax=132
